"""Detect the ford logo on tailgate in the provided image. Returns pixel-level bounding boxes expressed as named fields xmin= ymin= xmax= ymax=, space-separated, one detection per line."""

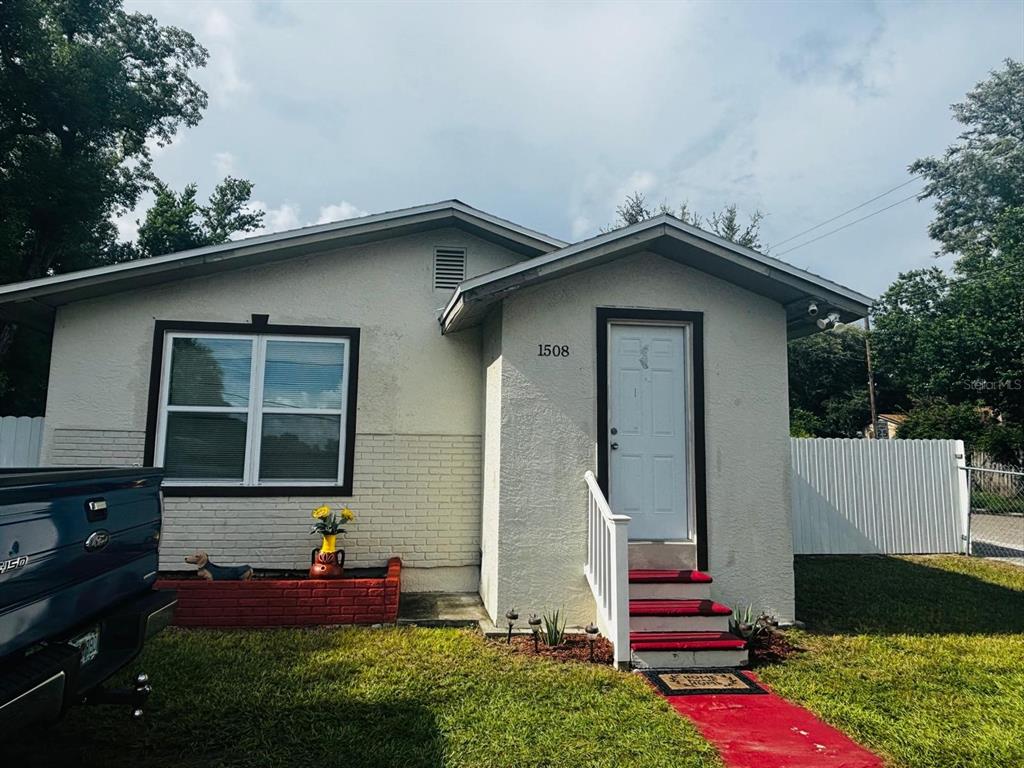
xmin=85 ymin=530 xmax=111 ymax=552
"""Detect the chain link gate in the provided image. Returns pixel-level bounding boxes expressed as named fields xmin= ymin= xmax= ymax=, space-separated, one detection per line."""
xmin=965 ymin=466 xmax=1024 ymax=565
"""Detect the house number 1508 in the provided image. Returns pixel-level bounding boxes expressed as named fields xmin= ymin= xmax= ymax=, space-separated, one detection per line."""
xmin=538 ymin=344 xmax=570 ymax=357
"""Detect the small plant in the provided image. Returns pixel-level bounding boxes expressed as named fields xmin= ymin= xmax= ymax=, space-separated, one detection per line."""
xmin=730 ymin=603 xmax=776 ymax=642
xmin=731 ymin=603 xmax=755 ymax=634
xmin=540 ymin=609 xmax=567 ymax=647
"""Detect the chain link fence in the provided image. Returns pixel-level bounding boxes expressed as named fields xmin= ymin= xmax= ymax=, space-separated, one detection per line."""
xmin=966 ymin=466 xmax=1024 ymax=565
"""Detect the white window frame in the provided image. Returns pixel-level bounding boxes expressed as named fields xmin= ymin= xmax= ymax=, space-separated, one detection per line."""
xmin=154 ymin=331 xmax=351 ymax=487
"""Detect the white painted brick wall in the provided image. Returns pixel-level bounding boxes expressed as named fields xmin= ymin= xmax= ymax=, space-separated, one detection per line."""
xmin=49 ymin=430 xmax=481 ymax=571
xmin=49 ymin=428 xmax=147 ymax=466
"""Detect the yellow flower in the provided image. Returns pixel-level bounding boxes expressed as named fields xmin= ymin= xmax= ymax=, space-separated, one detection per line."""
xmin=312 ymin=505 xmax=331 ymax=519
xmin=340 ymin=506 xmax=355 ymax=522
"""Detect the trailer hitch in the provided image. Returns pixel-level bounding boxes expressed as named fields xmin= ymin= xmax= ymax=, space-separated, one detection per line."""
xmin=83 ymin=672 xmax=152 ymax=719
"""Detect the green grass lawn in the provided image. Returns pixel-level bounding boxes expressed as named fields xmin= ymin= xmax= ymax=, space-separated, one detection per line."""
xmin=759 ymin=555 xmax=1024 ymax=768
xmin=13 ymin=626 xmax=720 ymax=768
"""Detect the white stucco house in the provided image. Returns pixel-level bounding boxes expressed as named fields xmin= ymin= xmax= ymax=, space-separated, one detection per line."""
xmin=0 ymin=200 xmax=871 ymax=666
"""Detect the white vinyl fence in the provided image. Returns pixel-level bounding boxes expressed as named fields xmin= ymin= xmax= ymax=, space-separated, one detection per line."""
xmin=0 ymin=416 xmax=44 ymax=468
xmin=791 ymin=438 xmax=968 ymax=555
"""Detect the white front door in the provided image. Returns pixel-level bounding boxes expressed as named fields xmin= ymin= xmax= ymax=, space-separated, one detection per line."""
xmin=608 ymin=322 xmax=691 ymax=540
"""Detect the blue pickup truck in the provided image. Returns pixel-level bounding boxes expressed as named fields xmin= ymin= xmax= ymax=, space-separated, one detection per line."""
xmin=0 ymin=467 xmax=176 ymax=728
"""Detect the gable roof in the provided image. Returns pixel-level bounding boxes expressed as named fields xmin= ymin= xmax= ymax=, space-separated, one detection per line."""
xmin=0 ymin=200 xmax=566 ymax=329
xmin=440 ymin=214 xmax=874 ymax=339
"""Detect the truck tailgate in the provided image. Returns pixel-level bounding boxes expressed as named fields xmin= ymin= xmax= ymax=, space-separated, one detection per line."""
xmin=0 ymin=468 xmax=164 ymax=660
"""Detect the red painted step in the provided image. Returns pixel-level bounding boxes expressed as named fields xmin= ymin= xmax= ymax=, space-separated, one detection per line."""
xmin=629 ymin=631 xmax=747 ymax=652
xmin=629 ymin=599 xmax=732 ymax=617
xmin=628 ymin=569 xmax=713 ymax=584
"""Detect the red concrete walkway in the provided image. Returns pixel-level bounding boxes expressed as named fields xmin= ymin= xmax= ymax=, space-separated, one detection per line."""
xmin=657 ymin=672 xmax=883 ymax=768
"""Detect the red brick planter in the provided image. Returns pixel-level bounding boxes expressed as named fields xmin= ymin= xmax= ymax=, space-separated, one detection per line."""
xmin=156 ymin=557 xmax=401 ymax=628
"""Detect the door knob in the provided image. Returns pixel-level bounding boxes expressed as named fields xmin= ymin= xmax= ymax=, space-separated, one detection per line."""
xmin=610 ymin=442 xmax=619 ymax=450
xmin=610 ymin=427 xmax=618 ymax=435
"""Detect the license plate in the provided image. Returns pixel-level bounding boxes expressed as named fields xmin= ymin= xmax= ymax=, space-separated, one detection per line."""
xmin=70 ymin=627 xmax=100 ymax=666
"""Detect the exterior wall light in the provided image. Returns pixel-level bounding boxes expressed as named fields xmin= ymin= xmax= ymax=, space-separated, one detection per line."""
xmin=816 ymin=312 xmax=842 ymax=330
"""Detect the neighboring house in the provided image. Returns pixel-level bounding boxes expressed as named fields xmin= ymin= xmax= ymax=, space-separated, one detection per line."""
xmin=0 ymin=200 xmax=871 ymax=665
xmin=865 ymin=413 xmax=907 ymax=439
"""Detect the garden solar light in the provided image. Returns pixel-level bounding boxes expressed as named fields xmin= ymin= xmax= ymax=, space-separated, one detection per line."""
xmin=528 ymin=614 xmax=542 ymax=652
xmin=585 ymin=623 xmax=599 ymax=662
xmin=505 ymin=608 xmax=519 ymax=644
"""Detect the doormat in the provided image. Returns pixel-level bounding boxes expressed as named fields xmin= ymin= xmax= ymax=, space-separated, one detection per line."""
xmin=643 ymin=669 xmax=767 ymax=696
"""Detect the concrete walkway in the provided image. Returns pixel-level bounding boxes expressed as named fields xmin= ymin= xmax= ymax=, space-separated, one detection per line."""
xmin=397 ymin=592 xmax=487 ymax=627
xmin=657 ymin=671 xmax=883 ymax=768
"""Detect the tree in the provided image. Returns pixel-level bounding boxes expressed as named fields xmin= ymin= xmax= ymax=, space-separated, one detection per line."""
xmin=893 ymin=399 xmax=1021 ymax=464
xmin=910 ymin=59 xmax=1024 ymax=259
xmin=704 ymin=205 xmax=765 ymax=250
xmin=0 ymin=0 xmax=208 ymax=367
xmin=0 ymin=1 xmax=266 ymax=414
xmin=874 ymin=210 xmax=1023 ymax=423
xmin=0 ymin=0 xmax=208 ymax=279
xmin=872 ymin=60 xmax=1024 ymax=458
xmin=787 ymin=326 xmax=876 ymax=437
xmin=897 ymin=401 xmax=989 ymax=445
xmin=131 ymin=177 xmax=263 ymax=259
xmin=609 ymin=191 xmax=765 ymax=249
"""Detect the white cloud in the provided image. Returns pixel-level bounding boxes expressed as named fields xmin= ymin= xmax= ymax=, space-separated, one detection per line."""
xmin=248 ymin=200 xmax=302 ymax=236
xmin=201 ymin=7 xmax=234 ymax=38
xmin=127 ymin=0 xmax=1023 ymax=296
xmin=196 ymin=7 xmax=250 ymax=103
xmin=610 ymin=170 xmax=658 ymax=214
xmin=213 ymin=151 xmax=236 ymax=177
xmin=143 ymin=134 xmax=183 ymax=161
xmin=570 ymin=215 xmax=592 ymax=241
xmin=315 ymin=202 xmax=368 ymax=224
xmin=246 ymin=199 xmax=368 ymax=236
xmin=112 ymin=209 xmax=141 ymax=243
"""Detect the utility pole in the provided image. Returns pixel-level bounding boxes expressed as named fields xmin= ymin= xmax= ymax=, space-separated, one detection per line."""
xmin=864 ymin=314 xmax=879 ymax=438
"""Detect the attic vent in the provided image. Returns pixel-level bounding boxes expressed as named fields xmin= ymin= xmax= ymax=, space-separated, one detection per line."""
xmin=433 ymin=247 xmax=467 ymax=290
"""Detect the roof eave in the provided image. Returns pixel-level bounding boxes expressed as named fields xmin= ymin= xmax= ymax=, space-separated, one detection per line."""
xmin=0 ymin=201 xmax=567 ymax=324
xmin=440 ymin=217 xmax=874 ymax=335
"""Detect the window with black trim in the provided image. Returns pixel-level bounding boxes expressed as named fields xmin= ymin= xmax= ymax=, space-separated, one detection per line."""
xmin=151 ymin=326 xmax=357 ymax=490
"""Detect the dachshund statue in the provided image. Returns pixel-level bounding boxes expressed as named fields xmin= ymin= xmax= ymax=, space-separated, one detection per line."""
xmin=185 ymin=551 xmax=253 ymax=581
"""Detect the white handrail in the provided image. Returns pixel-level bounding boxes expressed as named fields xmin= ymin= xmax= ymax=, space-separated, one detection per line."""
xmin=583 ymin=470 xmax=631 ymax=667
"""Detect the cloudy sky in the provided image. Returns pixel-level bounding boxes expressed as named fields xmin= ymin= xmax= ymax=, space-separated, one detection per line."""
xmin=124 ymin=0 xmax=1023 ymax=297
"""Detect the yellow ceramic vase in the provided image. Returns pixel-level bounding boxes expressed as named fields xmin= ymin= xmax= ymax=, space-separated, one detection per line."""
xmin=320 ymin=534 xmax=337 ymax=553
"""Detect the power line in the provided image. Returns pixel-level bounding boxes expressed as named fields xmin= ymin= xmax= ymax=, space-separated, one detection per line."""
xmin=775 ymin=192 xmax=922 ymax=257
xmin=773 ymin=177 xmax=921 ymax=249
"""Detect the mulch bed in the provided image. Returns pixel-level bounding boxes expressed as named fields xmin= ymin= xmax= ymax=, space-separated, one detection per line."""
xmin=748 ymin=629 xmax=802 ymax=667
xmin=491 ymin=629 xmax=798 ymax=667
xmin=159 ymin=567 xmax=386 ymax=580
xmin=489 ymin=632 xmax=614 ymax=664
